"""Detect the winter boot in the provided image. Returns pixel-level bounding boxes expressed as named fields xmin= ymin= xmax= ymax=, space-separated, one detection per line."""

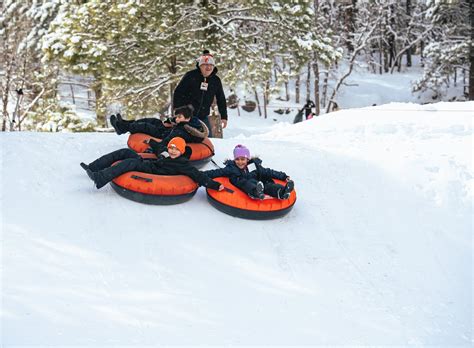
xmin=110 ymin=114 xmax=119 ymax=132
xmin=278 ymin=180 xmax=294 ymax=200
xmin=84 ymin=168 xmax=94 ymax=181
xmin=116 ymin=113 xmax=125 ymax=123
xmin=80 ymin=162 xmax=94 ymax=180
xmin=88 ymin=170 xmax=109 ymax=189
xmin=110 ymin=114 xmax=128 ymax=135
xmin=249 ymin=181 xmax=265 ymax=200
xmin=80 ymin=162 xmax=89 ymax=171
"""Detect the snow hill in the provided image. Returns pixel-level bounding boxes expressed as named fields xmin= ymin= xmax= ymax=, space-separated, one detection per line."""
xmin=1 ymin=102 xmax=472 ymax=346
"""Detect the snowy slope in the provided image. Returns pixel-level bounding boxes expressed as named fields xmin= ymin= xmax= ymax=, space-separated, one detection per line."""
xmin=1 ymin=102 xmax=472 ymax=346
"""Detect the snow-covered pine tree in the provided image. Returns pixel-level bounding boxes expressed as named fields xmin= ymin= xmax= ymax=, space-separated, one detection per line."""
xmin=42 ymin=0 xmax=341 ymax=123
xmin=1 ymin=0 xmax=66 ymax=131
xmin=413 ymin=0 xmax=471 ymax=99
xmin=43 ymin=0 xmax=209 ymax=124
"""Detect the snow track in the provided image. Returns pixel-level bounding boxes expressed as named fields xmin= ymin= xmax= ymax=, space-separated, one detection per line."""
xmin=1 ymin=102 xmax=472 ymax=345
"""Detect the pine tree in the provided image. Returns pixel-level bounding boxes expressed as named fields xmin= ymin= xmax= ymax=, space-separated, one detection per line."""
xmin=413 ymin=0 xmax=471 ymax=99
xmin=43 ymin=0 xmax=341 ymax=122
xmin=43 ymin=0 xmax=207 ymax=124
xmin=1 ymin=0 xmax=66 ymax=131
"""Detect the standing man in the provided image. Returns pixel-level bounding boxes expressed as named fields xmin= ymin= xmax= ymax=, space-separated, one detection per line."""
xmin=173 ymin=50 xmax=228 ymax=137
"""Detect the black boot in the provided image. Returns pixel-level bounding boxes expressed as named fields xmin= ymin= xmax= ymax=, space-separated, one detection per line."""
xmin=110 ymin=114 xmax=119 ymax=133
xmin=80 ymin=162 xmax=95 ymax=180
xmin=110 ymin=114 xmax=128 ymax=135
xmin=88 ymin=170 xmax=109 ymax=189
xmin=249 ymin=181 xmax=265 ymax=200
xmin=85 ymin=168 xmax=95 ymax=181
xmin=278 ymin=180 xmax=294 ymax=200
xmin=116 ymin=113 xmax=133 ymax=126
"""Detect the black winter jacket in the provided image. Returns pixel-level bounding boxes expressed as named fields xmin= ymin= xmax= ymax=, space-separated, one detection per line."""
xmin=173 ymin=67 xmax=228 ymax=120
xmin=149 ymin=147 xmax=221 ymax=190
xmin=204 ymin=158 xmax=288 ymax=187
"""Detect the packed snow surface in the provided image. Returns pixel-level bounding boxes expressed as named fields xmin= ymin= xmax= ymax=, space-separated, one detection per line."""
xmin=1 ymin=102 xmax=472 ymax=346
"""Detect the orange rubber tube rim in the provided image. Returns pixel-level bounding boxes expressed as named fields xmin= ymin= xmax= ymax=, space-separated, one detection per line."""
xmin=206 ymin=177 xmax=297 ymax=213
xmin=112 ymin=171 xmax=198 ymax=196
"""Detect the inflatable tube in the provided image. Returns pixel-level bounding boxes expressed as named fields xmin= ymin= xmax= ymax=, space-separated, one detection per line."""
xmin=206 ymin=177 xmax=296 ymax=219
xmin=127 ymin=133 xmax=214 ymax=167
xmin=110 ymin=171 xmax=198 ymax=205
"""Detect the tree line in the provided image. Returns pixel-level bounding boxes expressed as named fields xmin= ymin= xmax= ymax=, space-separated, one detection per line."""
xmin=1 ymin=0 xmax=472 ymax=131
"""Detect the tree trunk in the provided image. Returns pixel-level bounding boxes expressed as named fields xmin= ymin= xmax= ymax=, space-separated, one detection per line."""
xmin=420 ymin=40 xmax=425 ymax=67
xmin=168 ymin=55 xmax=177 ymax=112
xmin=273 ymin=57 xmax=279 ymax=83
xmin=378 ymin=23 xmax=384 ymax=74
xmin=283 ymin=59 xmax=289 ymax=101
xmin=406 ymin=0 xmax=412 ymax=67
xmin=306 ymin=62 xmax=311 ymax=102
xmin=312 ymin=0 xmax=320 ymax=114
xmin=1 ymin=61 xmax=12 ymax=131
xmin=14 ymin=51 xmax=29 ymax=131
xmin=263 ymin=81 xmax=269 ymax=119
xmin=295 ymin=73 xmax=300 ymax=104
xmin=12 ymin=93 xmax=24 ymax=131
xmin=343 ymin=0 xmax=357 ymax=53
xmin=169 ymin=82 xmax=176 ymax=115
xmin=388 ymin=4 xmax=396 ymax=70
xmin=92 ymin=80 xmax=106 ymax=127
xmin=1 ymin=94 xmax=8 ymax=131
xmin=312 ymin=59 xmax=320 ymax=116
xmin=321 ymin=69 xmax=329 ymax=108
xmin=470 ymin=0 xmax=474 ymax=100
xmin=254 ymin=89 xmax=262 ymax=117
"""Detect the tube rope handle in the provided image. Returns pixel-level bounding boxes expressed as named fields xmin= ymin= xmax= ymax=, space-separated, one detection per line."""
xmin=131 ymin=175 xmax=153 ymax=183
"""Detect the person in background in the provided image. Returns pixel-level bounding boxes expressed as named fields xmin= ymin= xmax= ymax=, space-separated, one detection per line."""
xmin=173 ymin=50 xmax=228 ymax=137
xmin=303 ymin=99 xmax=316 ymax=120
xmin=203 ymin=144 xmax=294 ymax=200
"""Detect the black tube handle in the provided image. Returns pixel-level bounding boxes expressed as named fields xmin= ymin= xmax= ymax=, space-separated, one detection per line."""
xmin=131 ymin=175 xmax=153 ymax=183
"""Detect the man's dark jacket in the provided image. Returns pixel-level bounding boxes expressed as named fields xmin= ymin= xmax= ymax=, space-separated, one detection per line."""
xmin=173 ymin=66 xmax=227 ymax=121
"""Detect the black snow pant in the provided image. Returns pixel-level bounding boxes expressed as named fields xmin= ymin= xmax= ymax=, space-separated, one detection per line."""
xmin=87 ymin=148 xmax=156 ymax=187
xmin=234 ymin=178 xmax=284 ymax=198
xmin=124 ymin=118 xmax=171 ymax=138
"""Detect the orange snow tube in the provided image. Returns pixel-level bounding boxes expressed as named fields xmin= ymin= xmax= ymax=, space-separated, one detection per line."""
xmin=111 ymin=171 xmax=198 ymax=205
xmin=206 ymin=177 xmax=297 ymax=219
xmin=127 ymin=133 xmax=214 ymax=167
